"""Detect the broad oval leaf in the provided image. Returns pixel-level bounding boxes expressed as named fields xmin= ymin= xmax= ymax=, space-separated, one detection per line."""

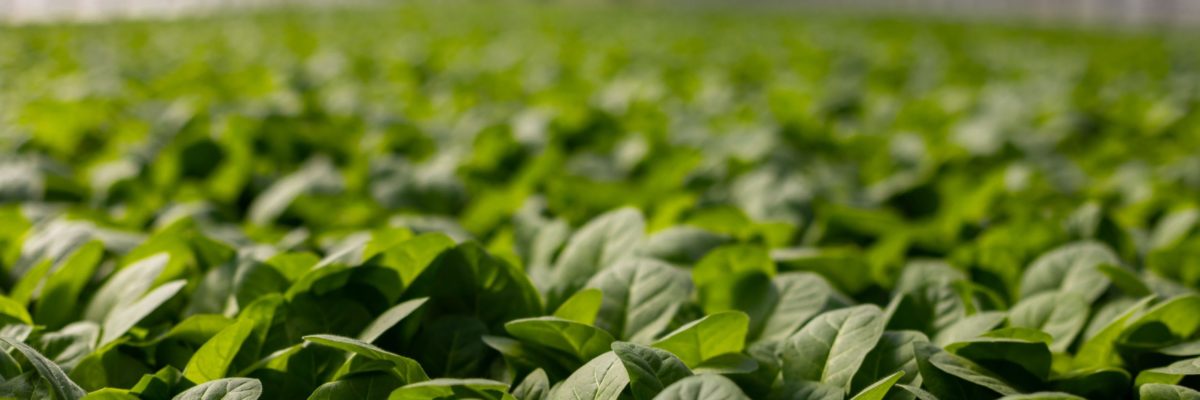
xmin=1008 ymin=291 xmax=1088 ymax=352
xmin=548 ymin=352 xmax=629 ymax=400
xmin=781 ymin=305 xmax=886 ymax=391
xmin=505 ymin=317 xmax=617 ymax=362
xmin=612 ymin=342 xmax=692 ymax=400
xmin=585 ymin=258 xmax=691 ymax=343
xmin=100 ymin=280 xmax=187 ymax=346
xmin=547 ymin=208 xmax=644 ymax=309
xmin=171 ymin=377 xmax=262 ymax=400
xmin=652 ymin=311 xmax=749 ymax=369
xmin=1019 ymin=241 xmax=1120 ymax=304
xmin=652 ymin=374 xmax=750 ymax=400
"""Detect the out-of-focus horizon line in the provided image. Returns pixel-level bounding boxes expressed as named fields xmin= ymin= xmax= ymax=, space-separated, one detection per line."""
xmin=2 ymin=0 xmax=1199 ymax=27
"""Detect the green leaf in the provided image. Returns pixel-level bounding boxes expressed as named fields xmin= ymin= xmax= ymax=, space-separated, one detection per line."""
xmin=547 ymin=352 xmax=628 ymax=400
xmin=512 ymin=369 xmax=550 ymax=400
xmin=692 ymin=244 xmax=775 ymax=328
xmin=403 ymin=242 xmax=541 ymax=331
xmin=585 ymin=258 xmax=690 ymax=343
xmin=0 ymin=294 xmax=34 ymax=325
xmin=171 ymin=377 xmax=262 ymax=400
xmin=612 ymin=342 xmax=692 ymax=400
xmin=100 ymin=280 xmax=187 ymax=346
xmin=84 ymin=253 xmax=169 ymax=322
xmin=35 ymin=241 xmax=105 ymax=329
xmin=1096 ymin=264 xmax=1150 ymax=297
xmin=505 ymin=317 xmax=616 ymax=362
xmin=1140 ymin=384 xmax=1200 ymax=400
xmin=1008 ymin=291 xmax=1088 ymax=352
xmin=946 ymin=333 xmax=1053 ymax=381
xmin=885 ymin=261 xmax=969 ymax=337
xmin=553 ymin=288 xmax=604 ymax=325
xmin=637 ymin=227 xmax=731 ymax=265
xmin=0 ymin=337 xmax=87 ymax=400
xmin=693 ymin=353 xmax=758 ymax=375
xmin=652 ymin=374 xmax=750 ymax=400
xmin=388 ymin=378 xmax=509 ymax=400
xmin=850 ymin=330 xmax=927 ymax=394
xmin=1050 ymin=367 xmax=1129 ymax=399
xmin=358 ymin=298 xmax=428 ymax=343
xmin=768 ymin=380 xmax=845 ymax=400
xmin=997 ymin=393 xmax=1085 ymax=400
xmin=247 ymin=157 xmax=341 ymax=225
xmin=914 ymin=341 xmax=1019 ymax=398
xmin=781 ymin=305 xmax=886 ymax=391
xmin=1136 ymin=356 xmax=1200 ymax=386
xmin=81 ymin=388 xmax=139 ymax=400
xmin=773 ymin=247 xmax=874 ymax=295
xmin=1074 ymin=296 xmax=1154 ymax=368
xmin=1019 ymin=241 xmax=1120 ymax=304
xmin=933 ymin=311 xmax=1008 ymax=347
xmin=849 ymin=371 xmax=903 ymax=400
xmin=309 ymin=373 xmax=403 ymax=400
xmin=183 ymin=319 xmax=257 ymax=383
xmin=1118 ymin=294 xmax=1200 ymax=350
xmin=303 ymin=334 xmax=429 ymax=384
xmin=547 ymin=207 xmax=645 ymax=308
xmin=375 ymin=233 xmax=456 ymax=288
xmin=652 ymin=311 xmax=749 ymax=368
xmin=758 ymin=272 xmax=849 ymax=342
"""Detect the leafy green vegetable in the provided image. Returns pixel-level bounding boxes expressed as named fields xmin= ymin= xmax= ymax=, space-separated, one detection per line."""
xmin=0 ymin=4 xmax=1198 ymax=398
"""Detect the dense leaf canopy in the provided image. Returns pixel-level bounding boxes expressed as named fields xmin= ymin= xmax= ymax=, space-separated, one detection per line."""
xmin=1 ymin=2 xmax=1199 ymax=399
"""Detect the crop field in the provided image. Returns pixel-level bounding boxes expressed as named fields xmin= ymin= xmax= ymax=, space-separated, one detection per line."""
xmin=1 ymin=2 xmax=1200 ymax=399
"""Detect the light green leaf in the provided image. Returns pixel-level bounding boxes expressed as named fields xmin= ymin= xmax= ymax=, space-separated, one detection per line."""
xmin=81 ymin=388 xmax=139 ymax=400
xmin=388 ymin=378 xmax=509 ymax=400
xmin=1136 ymin=356 xmax=1200 ymax=386
xmin=183 ymin=319 xmax=256 ymax=383
xmin=1019 ymin=241 xmax=1119 ymax=304
xmin=0 ymin=294 xmax=33 ymax=325
xmin=506 ymin=317 xmax=617 ymax=362
xmin=553 ymin=288 xmax=604 ymax=325
xmin=933 ymin=311 xmax=1007 ymax=347
xmin=849 ymin=371 xmax=903 ymax=400
xmin=547 ymin=208 xmax=644 ymax=309
xmin=547 ymin=352 xmax=628 ymax=400
xmin=84 ymin=253 xmax=169 ymax=322
xmin=652 ymin=374 xmax=749 ymax=400
xmin=692 ymin=244 xmax=775 ymax=326
xmin=376 ymin=233 xmax=456 ymax=288
xmin=100 ymin=280 xmax=187 ymax=346
xmin=652 ymin=311 xmax=749 ymax=368
xmin=758 ymin=272 xmax=849 ymax=342
xmin=1118 ymin=294 xmax=1200 ymax=350
xmin=1074 ymin=296 xmax=1154 ymax=368
xmin=512 ymin=369 xmax=550 ymax=400
xmin=781 ymin=305 xmax=886 ymax=391
xmin=35 ymin=241 xmax=105 ymax=329
xmin=585 ymin=258 xmax=690 ymax=343
xmin=1140 ymin=384 xmax=1200 ymax=400
xmin=171 ymin=377 xmax=262 ymax=400
xmin=309 ymin=373 xmax=403 ymax=400
xmin=612 ymin=342 xmax=692 ymax=400
xmin=1008 ymin=291 xmax=1088 ymax=352
xmin=358 ymin=298 xmax=428 ymax=343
